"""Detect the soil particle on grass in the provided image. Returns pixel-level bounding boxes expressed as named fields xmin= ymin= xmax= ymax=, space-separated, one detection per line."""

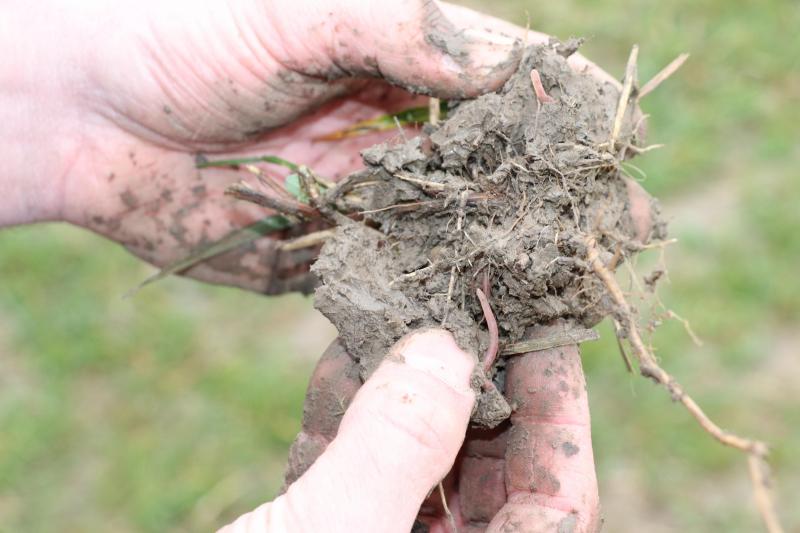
xmin=313 ymin=43 xmax=664 ymax=426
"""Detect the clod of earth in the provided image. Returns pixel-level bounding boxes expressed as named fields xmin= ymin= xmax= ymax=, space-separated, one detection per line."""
xmin=311 ymin=43 xmax=665 ymax=427
xmin=178 ymin=39 xmax=781 ymax=531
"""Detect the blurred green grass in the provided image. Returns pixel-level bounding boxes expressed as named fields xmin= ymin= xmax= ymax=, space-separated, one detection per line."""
xmin=0 ymin=230 xmax=325 ymax=531
xmin=1 ymin=0 xmax=798 ymax=531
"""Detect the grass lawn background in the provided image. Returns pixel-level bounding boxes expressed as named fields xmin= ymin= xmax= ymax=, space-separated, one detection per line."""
xmin=1 ymin=0 xmax=798 ymax=530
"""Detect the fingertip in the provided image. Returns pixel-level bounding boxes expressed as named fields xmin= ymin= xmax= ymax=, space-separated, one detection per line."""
xmin=322 ymin=0 xmax=522 ymax=98
xmin=625 ymin=178 xmax=654 ymax=243
xmin=391 ymin=328 xmax=477 ymax=394
xmin=276 ymin=328 xmax=477 ymax=532
xmin=425 ymin=25 xmax=523 ymax=98
xmin=417 ymin=6 xmax=524 ymax=98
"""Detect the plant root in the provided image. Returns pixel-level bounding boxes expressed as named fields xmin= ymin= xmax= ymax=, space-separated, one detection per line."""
xmin=584 ymin=234 xmax=784 ymax=533
xmin=429 ymin=97 xmax=442 ymax=126
xmin=437 ymin=481 xmax=458 ymax=533
xmin=278 ymin=229 xmax=335 ymax=252
xmin=639 ymin=53 xmax=690 ymax=99
xmin=225 ymin=182 xmax=312 ymax=218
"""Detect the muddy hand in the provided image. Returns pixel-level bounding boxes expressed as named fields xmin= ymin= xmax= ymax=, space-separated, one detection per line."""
xmin=279 ymin=329 xmax=600 ymax=533
xmin=221 ymin=330 xmax=475 ymax=532
xmin=3 ymin=0 xmax=519 ymax=292
xmin=430 ymin=327 xmax=600 ymax=533
xmin=2 ymin=1 xmax=626 ymax=294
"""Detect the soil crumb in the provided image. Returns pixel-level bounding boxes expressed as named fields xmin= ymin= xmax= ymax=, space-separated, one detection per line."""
xmin=312 ymin=42 xmax=665 ymax=426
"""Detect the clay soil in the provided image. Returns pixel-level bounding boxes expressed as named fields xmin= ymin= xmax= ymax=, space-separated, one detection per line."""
xmin=312 ymin=42 xmax=664 ymax=426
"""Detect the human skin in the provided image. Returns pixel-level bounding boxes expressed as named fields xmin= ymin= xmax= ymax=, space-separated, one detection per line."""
xmin=281 ymin=328 xmax=601 ymax=533
xmin=1 ymin=1 xmax=652 ymax=531
xmin=1 ymin=0 xmax=613 ymax=292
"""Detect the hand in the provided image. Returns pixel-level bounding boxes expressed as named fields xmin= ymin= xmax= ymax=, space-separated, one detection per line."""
xmin=263 ymin=181 xmax=656 ymax=532
xmin=2 ymin=0 xmax=612 ymax=294
xmin=228 ymin=329 xmax=599 ymax=532
xmin=223 ymin=330 xmax=599 ymax=532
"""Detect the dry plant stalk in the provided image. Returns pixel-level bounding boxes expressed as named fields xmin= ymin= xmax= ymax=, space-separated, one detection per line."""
xmin=585 ymin=235 xmax=783 ymax=533
xmin=429 ymin=97 xmax=442 ymax=126
xmin=608 ymin=44 xmax=639 ymax=151
xmin=593 ymin=46 xmax=784 ymax=533
xmin=225 ymin=182 xmax=312 ymax=218
xmin=639 ymin=53 xmax=690 ymax=99
xmin=278 ymin=229 xmax=336 ymax=251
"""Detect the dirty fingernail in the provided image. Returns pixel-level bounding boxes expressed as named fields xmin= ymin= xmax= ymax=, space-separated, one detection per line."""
xmin=392 ymin=329 xmax=475 ymax=393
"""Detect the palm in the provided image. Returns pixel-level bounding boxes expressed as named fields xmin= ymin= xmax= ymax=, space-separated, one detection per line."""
xmin=73 ymin=54 xmax=422 ymax=293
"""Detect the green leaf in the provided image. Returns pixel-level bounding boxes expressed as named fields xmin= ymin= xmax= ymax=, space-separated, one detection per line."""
xmin=196 ymin=155 xmax=299 ymax=171
xmin=126 ymin=215 xmax=293 ymax=297
xmin=283 ymin=174 xmax=309 ymax=203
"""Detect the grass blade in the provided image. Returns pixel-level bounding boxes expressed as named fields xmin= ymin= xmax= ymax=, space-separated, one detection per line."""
xmin=126 ymin=215 xmax=293 ymax=297
xmin=315 ymin=101 xmax=448 ymax=141
xmin=196 ymin=155 xmax=299 ymax=171
xmin=284 ymin=173 xmax=310 ymax=203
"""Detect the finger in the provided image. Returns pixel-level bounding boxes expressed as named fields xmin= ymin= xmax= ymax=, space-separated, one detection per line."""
xmin=457 ymin=425 xmax=510 ymax=529
xmin=283 ymin=338 xmax=362 ymax=487
xmin=625 ymin=178 xmax=656 ymax=243
xmin=487 ymin=324 xmax=599 ymax=533
xmin=221 ymin=329 xmax=476 ymax=533
xmin=438 ymin=2 xmax=620 ymax=87
xmin=415 ymin=424 xmax=509 ymax=532
xmin=281 ymin=0 xmax=523 ymax=98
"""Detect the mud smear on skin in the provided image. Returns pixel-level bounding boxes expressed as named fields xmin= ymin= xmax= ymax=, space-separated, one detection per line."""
xmin=312 ymin=43 xmax=664 ymax=426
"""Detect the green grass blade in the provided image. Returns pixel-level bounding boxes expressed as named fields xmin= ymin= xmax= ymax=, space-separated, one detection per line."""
xmin=126 ymin=215 xmax=293 ymax=297
xmin=283 ymin=173 xmax=310 ymax=203
xmin=316 ymin=101 xmax=448 ymax=140
xmin=196 ymin=155 xmax=299 ymax=171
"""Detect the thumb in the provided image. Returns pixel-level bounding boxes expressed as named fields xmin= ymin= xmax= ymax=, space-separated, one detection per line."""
xmin=221 ymin=329 xmax=476 ymax=533
xmin=282 ymin=0 xmax=522 ymax=98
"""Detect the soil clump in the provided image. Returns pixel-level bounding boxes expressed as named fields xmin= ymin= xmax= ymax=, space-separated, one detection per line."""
xmin=312 ymin=43 xmax=664 ymax=426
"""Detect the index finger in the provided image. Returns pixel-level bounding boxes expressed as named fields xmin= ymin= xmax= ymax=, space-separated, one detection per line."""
xmin=488 ymin=323 xmax=600 ymax=532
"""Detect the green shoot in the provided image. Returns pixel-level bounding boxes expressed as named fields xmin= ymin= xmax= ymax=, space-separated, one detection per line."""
xmin=126 ymin=215 xmax=293 ymax=296
xmin=196 ymin=155 xmax=299 ymax=171
xmin=316 ymin=100 xmax=448 ymax=141
xmin=284 ymin=174 xmax=309 ymax=203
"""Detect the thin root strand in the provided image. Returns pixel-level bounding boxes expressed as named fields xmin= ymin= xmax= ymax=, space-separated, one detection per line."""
xmin=584 ymin=235 xmax=783 ymax=533
xmin=437 ymin=481 xmax=458 ymax=533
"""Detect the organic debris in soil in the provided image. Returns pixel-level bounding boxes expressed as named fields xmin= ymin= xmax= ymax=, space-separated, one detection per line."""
xmin=312 ymin=42 xmax=665 ymax=427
